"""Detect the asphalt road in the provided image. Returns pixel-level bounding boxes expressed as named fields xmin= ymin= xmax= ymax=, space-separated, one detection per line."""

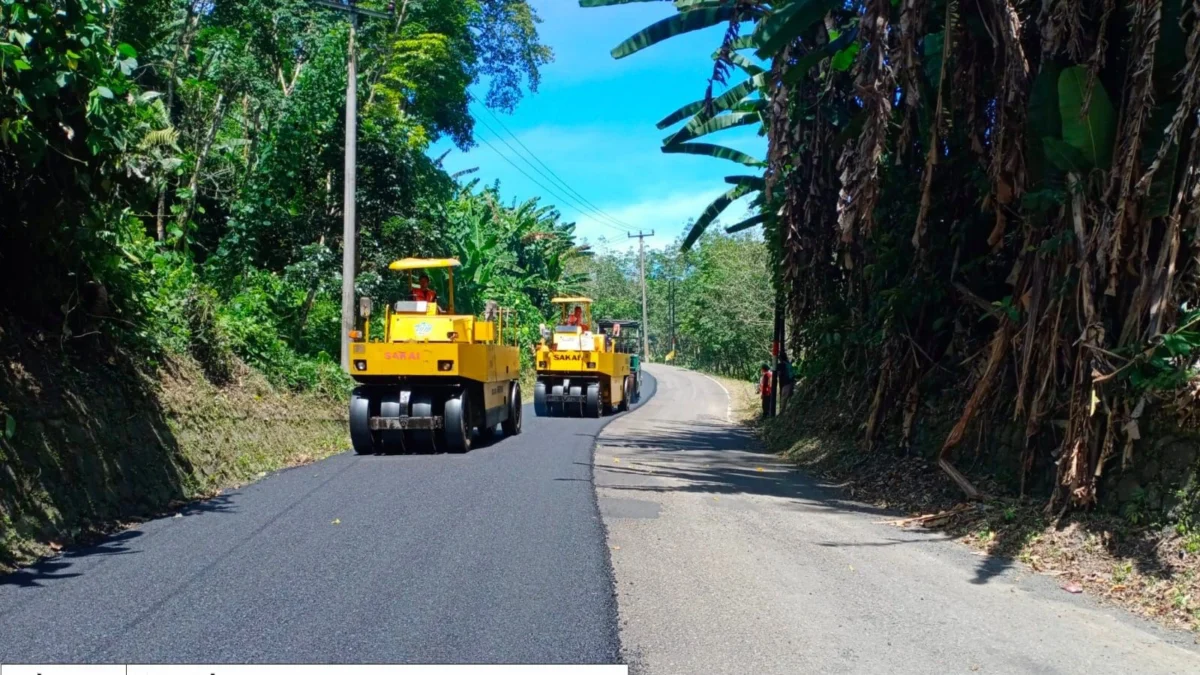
xmin=8 ymin=364 xmax=1200 ymax=673
xmin=597 ymin=364 xmax=1200 ymax=675
xmin=0 ymin=373 xmax=657 ymax=665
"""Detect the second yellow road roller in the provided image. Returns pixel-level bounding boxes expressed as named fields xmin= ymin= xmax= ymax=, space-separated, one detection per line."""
xmin=533 ymin=298 xmax=634 ymax=417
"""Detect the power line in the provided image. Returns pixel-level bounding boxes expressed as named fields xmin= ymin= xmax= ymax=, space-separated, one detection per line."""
xmin=469 ymin=123 xmax=634 ymax=235
xmin=469 ymin=100 xmax=640 ymax=233
xmin=470 ymin=114 xmax=632 ymax=234
xmin=469 ymin=127 xmax=629 ymax=234
xmin=468 ymin=127 xmax=590 ymax=223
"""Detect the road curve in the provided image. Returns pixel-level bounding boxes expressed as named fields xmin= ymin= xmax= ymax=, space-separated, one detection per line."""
xmin=597 ymin=364 xmax=1200 ymax=675
xmin=0 ymin=373 xmax=657 ymax=665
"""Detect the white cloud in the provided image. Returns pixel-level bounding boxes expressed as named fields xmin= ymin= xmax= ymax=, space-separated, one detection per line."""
xmin=573 ymin=187 xmax=757 ymax=252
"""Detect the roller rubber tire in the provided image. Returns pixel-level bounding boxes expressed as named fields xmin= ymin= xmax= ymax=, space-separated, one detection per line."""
xmin=502 ymin=383 xmax=522 ymax=436
xmin=550 ymin=384 xmax=565 ymax=417
xmin=585 ymin=383 xmax=601 ymax=418
xmin=444 ymin=392 xmax=471 ymax=454
xmin=618 ymin=376 xmax=632 ymax=412
xmin=379 ymin=390 xmax=406 ymax=454
xmin=568 ymin=385 xmax=584 ymax=417
xmin=410 ymin=391 xmax=439 ymax=454
xmin=478 ymin=424 xmax=497 ymax=443
xmin=349 ymin=387 xmax=378 ymax=455
xmin=534 ymin=381 xmax=548 ymax=417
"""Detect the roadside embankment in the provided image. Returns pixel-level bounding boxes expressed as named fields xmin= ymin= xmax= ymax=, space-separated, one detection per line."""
xmin=1 ymin=320 xmax=348 ymax=570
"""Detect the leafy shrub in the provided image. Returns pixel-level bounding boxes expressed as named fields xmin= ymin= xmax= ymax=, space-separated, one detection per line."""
xmin=218 ymin=270 xmax=349 ymax=396
xmin=184 ymin=285 xmax=235 ymax=385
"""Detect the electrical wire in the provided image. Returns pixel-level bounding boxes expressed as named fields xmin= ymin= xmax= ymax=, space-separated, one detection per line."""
xmin=469 ymin=101 xmax=639 ymax=233
xmin=469 ymin=122 xmax=635 ymax=235
xmin=469 ymin=127 xmax=632 ymax=235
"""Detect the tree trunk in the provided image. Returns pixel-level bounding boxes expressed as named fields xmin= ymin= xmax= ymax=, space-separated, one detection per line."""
xmin=156 ymin=8 xmax=201 ymax=241
xmin=177 ymin=92 xmax=227 ymax=247
xmin=366 ymin=0 xmax=410 ymax=108
xmin=296 ymin=234 xmax=328 ymax=343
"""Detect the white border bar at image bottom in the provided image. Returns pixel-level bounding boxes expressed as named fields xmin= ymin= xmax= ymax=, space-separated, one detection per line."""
xmin=0 ymin=662 xmax=633 ymax=667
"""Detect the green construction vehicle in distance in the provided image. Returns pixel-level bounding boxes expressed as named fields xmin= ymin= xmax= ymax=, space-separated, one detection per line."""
xmin=597 ymin=319 xmax=642 ymax=405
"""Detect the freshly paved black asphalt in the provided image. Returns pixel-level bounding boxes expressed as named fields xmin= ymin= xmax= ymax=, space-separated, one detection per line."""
xmin=0 ymin=373 xmax=656 ymax=665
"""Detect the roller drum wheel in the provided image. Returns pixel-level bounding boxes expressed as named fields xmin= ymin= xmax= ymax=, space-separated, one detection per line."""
xmin=410 ymin=391 xmax=439 ymax=454
xmin=443 ymin=391 xmax=471 ymax=454
xmin=349 ymin=387 xmax=378 ymax=455
xmin=379 ymin=390 xmax=406 ymax=454
xmin=585 ymin=383 xmax=601 ymax=418
xmin=502 ymin=383 xmax=523 ymax=436
xmin=550 ymin=384 xmax=565 ymax=417
xmin=568 ymin=385 xmax=584 ymax=417
xmin=534 ymin=380 xmax=548 ymax=417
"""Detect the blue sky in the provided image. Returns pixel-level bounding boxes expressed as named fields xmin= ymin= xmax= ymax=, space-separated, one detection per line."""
xmin=430 ymin=0 xmax=766 ymax=253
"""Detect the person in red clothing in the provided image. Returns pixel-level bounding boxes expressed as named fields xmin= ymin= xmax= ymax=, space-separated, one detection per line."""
xmin=757 ymin=363 xmax=773 ymax=418
xmin=412 ymin=274 xmax=437 ymax=304
xmin=566 ymin=305 xmax=589 ymax=331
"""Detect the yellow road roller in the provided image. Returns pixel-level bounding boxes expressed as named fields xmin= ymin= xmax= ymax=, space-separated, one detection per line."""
xmin=533 ymin=298 xmax=634 ymax=418
xmin=348 ymin=258 xmax=522 ymax=454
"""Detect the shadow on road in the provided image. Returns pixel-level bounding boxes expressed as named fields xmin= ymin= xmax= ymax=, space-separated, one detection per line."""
xmin=0 ymin=529 xmax=144 ymax=589
xmin=596 ymin=408 xmax=1011 ymax=580
xmin=0 ymin=493 xmax=239 ymax=592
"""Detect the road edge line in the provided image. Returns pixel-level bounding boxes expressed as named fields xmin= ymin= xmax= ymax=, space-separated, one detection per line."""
xmin=698 ymin=371 xmax=733 ymax=424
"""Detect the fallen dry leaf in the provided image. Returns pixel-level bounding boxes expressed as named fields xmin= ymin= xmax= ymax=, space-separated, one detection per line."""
xmin=1062 ymin=581 xmax=1084 ymax=594
xmin=48 ymin=542 xmax=62 ymax=552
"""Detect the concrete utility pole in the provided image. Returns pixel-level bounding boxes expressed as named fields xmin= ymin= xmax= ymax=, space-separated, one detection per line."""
xmin=629 ymin=231 xmax=654 ymax=360
xmin=310 ymin=0 xmax=394 ymax=371
xmin=668 ymin=275 xmax=675 ymax=355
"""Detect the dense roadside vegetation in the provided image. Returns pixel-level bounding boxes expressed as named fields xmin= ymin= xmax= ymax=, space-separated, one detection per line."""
xmin=1 ymin=0 xmax=576 ymax=389
xmin=586 ymin=0 xmax=1200 ymax=629
xmin=0 ymin=0 xmax=585 ymax=567
xmin=580 ymin=230 xmax=773 ymax=379
xmin=585 ymin=0 xmax=1200 ymax=514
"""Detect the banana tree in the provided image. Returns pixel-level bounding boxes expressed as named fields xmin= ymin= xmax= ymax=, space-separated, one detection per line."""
xmin=582 ymin=0 xmax=837 ymax=249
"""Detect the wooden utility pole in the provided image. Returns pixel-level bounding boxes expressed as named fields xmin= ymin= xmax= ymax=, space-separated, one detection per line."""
xmin=310 ymin=0 xmax=393 ymax=371
xmin=629 ymin=231 xmax=654 ymax=360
